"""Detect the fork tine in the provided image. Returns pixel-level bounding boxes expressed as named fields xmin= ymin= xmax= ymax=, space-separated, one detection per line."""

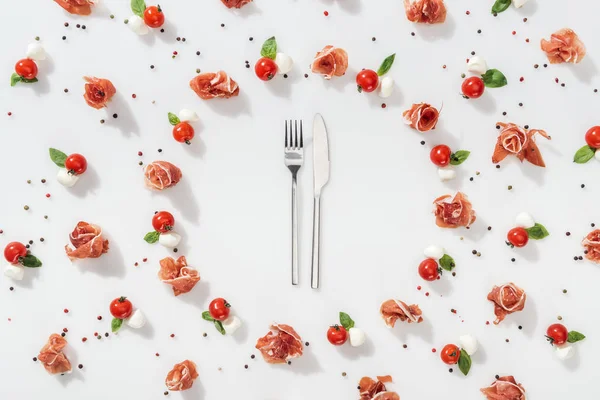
xmin=299 ymin=120 xmax=304 ymax=148
xmin=294 ymin=120 xmax=298 ymax=149
xmin=285 ymin=120 xmax=288 ymax=148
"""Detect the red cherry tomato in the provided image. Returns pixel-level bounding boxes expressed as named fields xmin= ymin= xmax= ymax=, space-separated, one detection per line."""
xmin=356 ymin=69 xmax=379 ymax=93
xmin=327 ymin=325 xmax=348 ymax=345
xmin=440 ymin=344 xmax=461 ymax=365
xmin=143 ymin=5 xmax=165 ymax=28
xmin=173 ymin=122 xmax=195 ymax=144
xmin=152 ymin=211 xmax=175 ymax=233
xmin=430 ymin=145 xmax=452 ymax=167
xmin=208 ymin=298 xmax=231 ymax=321
xmin=507 ymin=227 xmax=529 ymax=248
xmin=585 ymin=126 xmax=600 ymax=149
xmin=461 ymin=76 xmax=485 ymax=99
xmin=15 ymin=58 xmax=38 ymax=80
xmin=254 ymin=57 xmax=278 ymax=81
xmin=4 ymin=242 xmax=28 ymax=264
xmin=418 ymin=258 xmax=440 ymax=281
xmin=110 ymin=296 xmax=133 ymax=319
xmin=64 ymin=153 xmax=87 ymax=175
xmin=546 ymin=324 xmax=568 ymax=346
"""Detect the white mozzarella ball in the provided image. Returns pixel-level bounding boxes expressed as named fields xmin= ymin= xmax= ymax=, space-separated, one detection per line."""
xmin=513 ymin=0 xmax=529 ymax=8
xmin=594 ymin=149 xmax=600 ymax=161
xmin=275 ymin=53 xmax=294 ymax=74
xmin=178 ymin=109 xmax=199 ymax=122
xmin=459 ymin=334 xmax=479 ymax=355
xmin=424 ymin=245 xmax=445 ymax=260
xmin=378 ymin=76 xmax=394 ymax=98
xmin=159 ymin=232 xmax=181 ymax=248
xmin=555 ymin=344 xmax=575 ymax=360
xmin=126 ymin=309 xmax=147 ymax=329
xmin=222 ymin=316 xmax=242 ymax=335
xmin=129 ymin=15 xmax=149 ymax=35
xmin=515 ymin=212 xmax=535 ymax=229
xmin=57 ymin=169 xmax=79 ymax=188
xmin=349 ymin=327 xmax=366 ymax=347
xmin=438 ymin=167 xmax=456 ymax=181
xmin=26 ymin=43 xmax=46 ymax=61
xmin=467 ymin=56 xmax=488 ymax=75
xmin=4 ymin=263 xmax=25 ymax=280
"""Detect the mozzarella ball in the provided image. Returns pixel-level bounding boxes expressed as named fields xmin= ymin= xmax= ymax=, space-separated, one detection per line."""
xmin=222 ymin=316 xmax=242 ymax=335
xmin=129 ymin=15 xmax=149 ymax=35
xmin=126 ymin=309 xmax=147 ymax=329
xmin=378 ymin=76 xmax=394 ymax=98
xmin=4 ymin=263 xmax=24 ymax=280
xmin=349 ymin=327 xmax=366 ymax=347
xmin=438 ymin=167 xmax=456 ymax=181
xmin=467 ymin=56 xmax=488 ymax=75
xmin=275 ymin=53 xmax=294 ymax=74
xmin=159 ymin=232 xmax=181 ymax=248
xmin=424 ymin=245 xmax=445 ymax=260
xmin=515 ymin=212 xmax=535 ymax=229
xmin=26 ymin=43 xmax=46 ymax=61
xmin=57 ymin=168 xmax=79 ymax=188
xmin=459 ymin=334 xmax=479 ymax=355
xmin=594 ymin=149 xmax=600 ymax=161
xmin=555 ymin=344 xmax=575 ymax=360
xmin=513 ymin=0 xmax=529 ymax=8
xmin=178 ymin=109 xmax=199 ymax=122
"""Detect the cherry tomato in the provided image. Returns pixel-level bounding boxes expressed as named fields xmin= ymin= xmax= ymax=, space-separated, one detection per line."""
xmin=4 ymin=242 xmax=27 ymax=264
xmin=110 ymin=296 xmax=133 ymax=319
xmin=418 ymin=258 xmax=440 ymax=281
xmin=143 ymin=5 xmax=165 ymax=28
xmin=585 ymin=126 xmax=600 ymax=149
xmin=172 ymin=122 xmax=195 ymax=144
xmin=356 ymin=69 xmax=379 ymax=93
xmin=152 ymin=211 xmax=175 ymax=233
xmin=546 ymin=323 xmax=568 ymax=346
xmin=65 ymin=153 xmax=87 ymax=175
xmin=430 ymin=145 xmax=452 ymax=167
xmin=461 ymin=76 xmax=485 ymax=99
xmin=440 ymin=344 xmax=461 ymax=365
xmin=254 ymin=57 xmax=278 ymax=81
xmin=15 ymin=58 xmax=38 ymax=80
xmin=208 ymin=298 xmax=231 ymax=321
xmin=327 ymin=325 xmax=348 ymax=345
xmin=507 ymin=227 xmax=529 ymax=248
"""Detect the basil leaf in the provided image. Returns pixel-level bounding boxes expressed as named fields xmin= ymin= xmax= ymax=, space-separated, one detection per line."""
xmin=439 ymin=254 xmax=455 ymax=271
xmin=567 ymin=331 xmax=585 ymax=343
xmin=525 ymin=223 xmax=549 ymax=240
xmin=131 ymin=0 xmax=146 ymax=17
xmin=168 ymin=112 xmax=180 ymax=126
xmin=339 ymin=312 xmax=355 ymax=330
xmin=260 ymin=36 xmax=277 ymax=60
xmin=201 ymin=311 xmax=214 ymax=322
xmin=49 ymin=148 xmax=68 ymax=168
xmin=10 ymin=73 xmax=21 ymax=87
xmin=377 ymin=53 xmax=396 ymax=76
xmin=214 ymin=320 xmax=226 ymax=335
xmin=491 ymin=0 xmax=511 ymax=14
xmin=21 ymin=77 xmax=38 ymax=83
xmin=111 ymin=318 xmax=123 ymax=333
xmin=573 ymin=145 xmax=595 ymax=164
xmin=143 ymin=231 xmax=160 ymax=244
xmin=458 ymin=349 xmax=472 ymax=376
xmin=449 ymin=150 xmax=470 ymax=166
xmin=20 ymin=255 xmax=42 ymax=268
xmin=481 ymin=69 xmax=508 ymax=88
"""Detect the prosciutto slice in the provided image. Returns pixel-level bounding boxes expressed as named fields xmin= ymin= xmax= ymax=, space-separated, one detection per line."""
xmin=190 ymin=71 xmax=239 ymax=100
xmin=144 ymin=161 xmax=182 ymax=190
xmin=492 ymin=122 xmax=550 ymax=167
xmin=487 ymin=283 xmax=526 ymax=325
xmin=158 ymin=256 xmax=200 ymax=296
xmin=480 ymin=376 xmax=526 ymax=400
xmin=311 ymin=46 xmax=349 ymax=79
xmin=433 ymin=192 xmax=476 ymax=228
xmin=380 ymin=299 xmax=423 ymax=327
xmin=582 ymin=229 xmax=600 ymax=263
xmin=404 ymin=0 xmax=446 ymax=24
xmin=540 ymin=28 xmax=586 ymax=64
xmin=38 ymin=334 xmax=72 ymax=375
xmin=359 ymin=376 xmax=400 ymax=400
xmin=403 ymin=103 xmax=440 ymax=132
xmin=221 ymin=0 xmax=252 ymax=8
xmin=54 ymin=0 xmax=94 ymax=15
xmin=255 ymin=323 xmax=303 ymax=364
xmin=83 ymin=76 xmax=116 ymax=109
xmin=65 ymin=221 xmax=109 ymax=260
xmin=165 ymin=360 xmax=198 ymax=391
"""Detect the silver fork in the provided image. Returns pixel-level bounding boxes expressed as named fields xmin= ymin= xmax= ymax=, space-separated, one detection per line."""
xmin=284 ymin=120 xmax=303 ymax=286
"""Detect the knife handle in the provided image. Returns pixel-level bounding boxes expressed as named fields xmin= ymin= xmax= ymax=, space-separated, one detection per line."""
xmin=291 ymin=175 xmax=299 ymax=286
xmin=311 ymin=196 xmax=322 ymax=289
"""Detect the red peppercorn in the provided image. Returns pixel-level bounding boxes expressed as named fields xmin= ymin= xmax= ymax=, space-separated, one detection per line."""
xmin=143 ymin=258 xmax=148 ymax=262
xmin=170 ymin=333 xmax=175 ymax=338
xmin=324 ymin=10 xmax=329 ymax=16
xmin=97 ymin=316 xmax=102 ymax=320
xmin=417 ymin=286 xmax=422 ymax=290
xmin=45 ymin=193 xmax=51 ymax=198
xmin=381 ymin=103 xmax=387 ymax=109
xmin=155 ymin=353 xmax=160 ymax=356
xmin=82 ymin=337 xmax=87 ymax=342
xmin=132 ymin=94 xmax=137 ymax=99
xmin=425 ymin=292 xmax=430 ymax=297
xmin=63 ymin=309 xmax=69 ymax=313
xmin=466 ymin=10 xmax=470 ymax=15
xmin=519 ymin=77 xmax=524 ymax=82
xmin=7 ymin=112 xmax=12 ymax=116
xmin=137 ymin=151 xmax=143 ymax=156
xmin=63 ymin=328 xmax=68 ymax=332
xmin=432 ymin=348 xmax=437 ymax=353
xmin=512 ymin=31 xmax=516 ymax=35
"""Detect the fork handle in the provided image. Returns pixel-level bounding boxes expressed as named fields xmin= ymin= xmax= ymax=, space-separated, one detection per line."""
xmin=291 ymin=175 xmax=299 ymax=286
xmin=311 ymin=195 xmax=321 ymax=289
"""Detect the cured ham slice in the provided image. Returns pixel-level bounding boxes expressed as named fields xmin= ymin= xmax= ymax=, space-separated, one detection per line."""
xmin=83 ymin=76 xmax=116 ymax=109
xmin=165 ymin=360 xmax=198 ymax=391
xmin=158 ymin=256 xmax=200 ymax=296
xmin=582 ymin=229 xmax=600 ymax=263
xmin=380 ymin=299 xmax=423 ymax=327
xmin=433 ymin=192 xmax=476 ymax=228
xmin=492 ymin=122 xmax=550 ymax=167
xmin=221 ymin=0 xmax=252 ymax=8
xmin=255 ymin=323 xmax=303 ymax=364
xmin=540 ymin=28 xmax=586 ymax=64
xmin=359 ymin=376 xmax=400 ymax=400
xmin=404 ymin=0 xmax=446 ymax=24
xmin=480 ymin=376 xmax=526 ymax=400
xmin=54 ymin=0 xmax=94 ymax=15
xmin=38 ymin=334 xmax=72 ymax=375
xmin=144 ymin=161 xmax=182 ymax=190
xmin=311 ymin=46 xmax=349 ymax=79
xmin=487 ymin=283 xmax=526 ymax=325
xmin=189 ymin=71 xmax=239 ymax=100
xmin=403 ymin=103 xmax=440 ymax=132
xmin=65 ymin=221 xmax=109 ymax=260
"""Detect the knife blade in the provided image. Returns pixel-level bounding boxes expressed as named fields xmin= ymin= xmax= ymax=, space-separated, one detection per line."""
xmin=311 ymin=113 xmax=329 ymax=289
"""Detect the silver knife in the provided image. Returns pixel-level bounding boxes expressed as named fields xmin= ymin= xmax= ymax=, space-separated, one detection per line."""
xmin=311 ymin=114 xmax=330 ymax=289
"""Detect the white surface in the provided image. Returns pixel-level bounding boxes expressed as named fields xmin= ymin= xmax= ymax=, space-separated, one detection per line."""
xmin=1 ymin=0 xmax=600 ymax=399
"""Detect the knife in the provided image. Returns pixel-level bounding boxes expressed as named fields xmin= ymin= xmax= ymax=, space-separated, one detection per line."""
xmin=311 ymin=114 xmax=330 ymax=289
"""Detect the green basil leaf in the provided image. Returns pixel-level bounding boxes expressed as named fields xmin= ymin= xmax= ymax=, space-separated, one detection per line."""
xmin=20 ymin=77 xmax=38 ymax=83
xmin=481 ymin=69 xmax=508 ymax=88
xmin=339 ymin=312 xmax=355 ymax=330
xmin=20 ymin=254 xmax=42 ymax=268
xmin=525 ymin=223 xmax=550 ymax=240
xmin=131 ymin=0 xmax=146 ymax=17
xmin=567 ymin=330 xmax=586 ymax=343
xmin=439 ymin=254 xmax=455 ymax=271
xmin=49 ymin=148 xmax=68 ymax=168
xmin=143 ymin=231 xmax=160 ymax=244
xmin=201 ymin=311 xmax=214 ymax=322
xmin=260 ymin=36 xmax=277 ymax=60
xmin=214 ymin=320 xmax=226 ymax=335
xmin=458 ymin=349 xmax=472 ymax=376
xmin=111 ymin=318 xmax=123 ymax=333
xmin=10 ymin=73 xmax=21 ymax=87
xmin=168 ymin=112 xmax=180 ymax=126
xmin=573 ymin=145 xmax=595 ymax=164
xmin=449 ymin=150 xmax=471 ymax=166
xmin=491 ymin=0 xmax=511 ymax=14
xmin=377 ymin=53 xmax=396 ymax=76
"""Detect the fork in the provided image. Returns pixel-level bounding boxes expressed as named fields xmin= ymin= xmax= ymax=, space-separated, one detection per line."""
xmin=284 ymin=120 xmax=303 ymax=286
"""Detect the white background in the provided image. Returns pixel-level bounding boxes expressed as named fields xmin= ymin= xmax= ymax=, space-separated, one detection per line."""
xmin=1 ymin=0 xmax=599 ymax=399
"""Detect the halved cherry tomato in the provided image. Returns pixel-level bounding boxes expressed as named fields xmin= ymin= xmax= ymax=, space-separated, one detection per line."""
xmin=4 ymin=242 xmax=27 ymax=264
xmin=418 ymin=258 xmax=440 ymax=281
xmin=356 ymin=69 xmax=379 ymax=93
xmin=15 ymin=59 xmax=38 ymax=80
xmin=327 ymin=325 xmax=348 ymax=345
xmin=254 ymin=57 xmax=278 ymax=81
xmin=440 ymin=344 xmax=460 ymax=364
xmin=546 ymin=323 xmax=568 ymax=346
xmin=173 ymin=122 xmax=195 ymax=144
xmin=65 ymin=153 xmax=87 ymax=175
xmin=461 ymin=76 xmax=484 ymax=99
xmin=507 ymin=227 xmax=529 ymax=248
xmin=152 ymin=211 xmax=175 ymax=233
xmin=585 ymin=126 xmax=600 ymax=149
xmin=110 ymin=296 xmax=133 ymax=319
xmin=143 ymin=5 xmax=165 ymax=28
xmin=208 ymin=298 xmax=231 ymax=321
xmin=430 ymin=145 xmax=452 ymax=167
